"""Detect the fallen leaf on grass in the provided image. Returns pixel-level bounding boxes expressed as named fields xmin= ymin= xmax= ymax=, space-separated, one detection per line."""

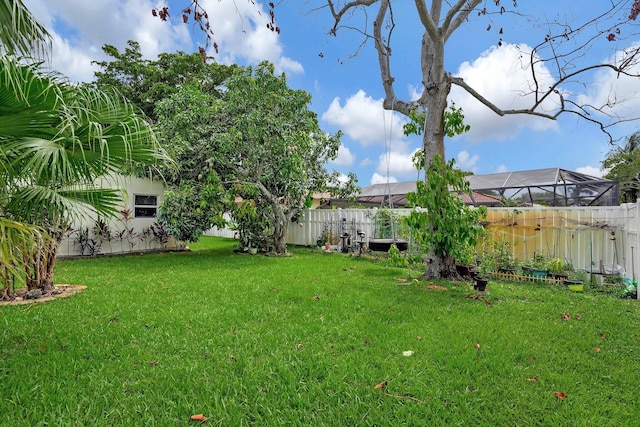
xmin=149 ymin=360 xmax=159 ymax=366
xmin=374 ymin=380 xmax=387 ymax=390
xmin=574 ymin=315 xmax=581 ymax=320
xmin=312 ymin=295 xmax=320 ymax=300
xmin=554 ymin=391 xmax=567 ymax=399
xmin=594 ymin=347 xmax=601 ymax=353
xmin=526 ymin=377 xmax=538 ymax=382
xmin=397 ymin=278 xmax=407 ymax=284
xmin=426 ymin=284 xmax=447 ymax=291
xmin=560 ymin=313 xmax=571 ymax=321
xmin=474 ymin=343 xmax=481 ymax=350
xmin=190 ymin=413 xmax=208 ymax=421
xmin=402 ymin=350 xmax=414 ymax=357
xmin=598 ymin=333 xmax=608 ymax=340
xmin=295 ymin=343 xmax=303 ymax=350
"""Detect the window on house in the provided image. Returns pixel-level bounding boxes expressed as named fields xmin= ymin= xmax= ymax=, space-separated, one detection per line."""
xmin=134 ymin=194 xmax=158 ymax=218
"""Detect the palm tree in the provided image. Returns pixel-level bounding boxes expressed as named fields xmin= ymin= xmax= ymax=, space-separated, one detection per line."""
xmin=0 ymin=1 xmax=164 ymax=298
xmin=0 ymin=0 xmax=52 ymax=298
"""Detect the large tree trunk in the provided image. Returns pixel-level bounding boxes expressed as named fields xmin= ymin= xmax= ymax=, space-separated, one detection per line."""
xmin=422 ymin=252 xmax=464 ymax=281
xmin=271 ymin=203 xmax=288 ymax=255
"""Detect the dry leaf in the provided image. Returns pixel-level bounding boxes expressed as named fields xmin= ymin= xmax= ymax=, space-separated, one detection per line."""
xmin=190 ymin=413 xmax=208 ymax=421
xmin=149 ymin=360 xmax=159 ymax=366
xmin=416 ymin=336 xmax=422 ymax=341
xmin=312 ymin=295 xmax=320 ymax=300
xmin=402 ymin=350 xmax=414 ymax=356
xmin=374 ymin=380 xmax=387 ymax=390
xmin=560 ymin=313 xmax=571 ymax=321
xmin=598 ymin=333 xmax=608 ymax=340
xmin=426 ymin=285 xmax=447 ymax=291
xmin=526 ymin=376 xmax=538 ymax=382
xmin=554 ymin=391 xmax=567 ymax=399
xmin=231 ymin=327 xmax=237 ymax=334
xmin=594 ymin=347 xmax=601 ymax=353
xmin=574 ymin=315 xmax=581 ymax=320
xmin=295 ymin=343 xmax=303 ymax=349
xmin=474 ymin=343 xmax=481 ymax=350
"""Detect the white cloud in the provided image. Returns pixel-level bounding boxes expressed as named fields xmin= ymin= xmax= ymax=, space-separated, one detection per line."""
xmin=359 ymin=158 xmax=372 ymax=167
xmin=576 ymin=41 xmax=640 ymax=123
xmin=201 ymin=0 xmax=302 ymax=75
xmin=576 ymin=165 xmax=606 ymax=178
xmin=456 ymin=150 xmax=480 ymax=171
xmin=495 ymin=164 xmax=508 ymax=173
xmin=376 ymin=148 xmax=421 ymax=180
xmin=331 ymin=144 xmax=355 ymax=167
xmin=23 ymin=0 xmax=301 ymax=82
xmin=370 ymin=173 xmax=398 ymax=185
xmin=322 ymin=90 xmax=408 ymax=147
xmin=451 ymin=43 xmax=559 ymax=142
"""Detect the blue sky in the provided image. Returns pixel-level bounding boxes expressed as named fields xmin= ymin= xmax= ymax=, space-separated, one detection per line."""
xmin=23 ymin=0 xmax=640 ymax=186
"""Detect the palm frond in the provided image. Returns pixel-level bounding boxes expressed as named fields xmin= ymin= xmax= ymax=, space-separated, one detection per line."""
xmin=0 ymin=0 xmax=50 ymax=57
xmin=6 ymin=184 xmax=124 ymax=224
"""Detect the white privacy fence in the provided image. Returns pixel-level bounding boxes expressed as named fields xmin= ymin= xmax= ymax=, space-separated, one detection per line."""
xmin=206 ymin=201 xmax=640 ymax=282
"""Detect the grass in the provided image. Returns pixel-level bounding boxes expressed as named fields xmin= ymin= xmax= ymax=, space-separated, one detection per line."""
xmin=1 ymin=236 xmax=639 ymax=426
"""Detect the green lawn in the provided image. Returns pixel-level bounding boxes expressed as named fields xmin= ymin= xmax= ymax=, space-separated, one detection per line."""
xmin=1 ymin=237 xmax=639 ymax=426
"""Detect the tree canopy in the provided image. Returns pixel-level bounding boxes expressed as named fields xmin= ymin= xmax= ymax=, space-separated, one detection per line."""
xmin=155 ymin=62 xmax=342 ymax=254
xmin=604 ymin=131 xmax=640 ymax=203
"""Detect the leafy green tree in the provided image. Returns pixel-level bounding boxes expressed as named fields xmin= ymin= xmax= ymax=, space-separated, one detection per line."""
xmin=92 ymin=41 xmax=234 ymax=121
xmin=156 ymin=62 xmax=341 ymax=254
xmin=603 ymin=131 xmax=640 ymax=203
xmin=404 ymin=155 xmax=487 ymax=280
xmin=401 ymin=103 xmax=486 ymax=279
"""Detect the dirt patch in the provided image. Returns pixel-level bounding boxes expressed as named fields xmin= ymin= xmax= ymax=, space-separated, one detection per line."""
xmin=0 ymin=284 xmax=86 ymax=306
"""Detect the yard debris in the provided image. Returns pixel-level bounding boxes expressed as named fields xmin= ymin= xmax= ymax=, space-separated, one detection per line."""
xmin=526 ymin=377 xmax=538 ymax=382
xmin=554 ymin=391 xmax=568 ymax=399
xmin=560 ymin=313 xmax=571 ymax=321
xmin=149 ymin=360 xmax=159 ymax=366
xmin=190 ymin=413 xmax=208 ymax=421
xmin=594 ymin=347 xmax=601 ymax=353
xmin=295 ymin=343 xmax=303 ymax=350
xmin=374 ymin=380 xmax=387 ymax=390
xmin=402 ymin=350 xmax=414 ymax=357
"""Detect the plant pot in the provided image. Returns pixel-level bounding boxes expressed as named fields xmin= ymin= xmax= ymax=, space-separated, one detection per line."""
xmin=530 ymin=268 xmax=548 ymax=278
xmin=456 ymin=264 xmax=476 ymax=277
xmin=564 ymin=279 xmax=584 ymax=292
xmin=474 ymin=276 xmax=488 ymax=291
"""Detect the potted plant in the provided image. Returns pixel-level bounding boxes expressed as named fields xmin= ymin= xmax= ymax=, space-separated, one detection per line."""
xmin=492 ymin=241 xmax=517 ymax=274
xmin=472 ymin=251 xmax=492 ymax=291
xmin=524 ymin=253 xmax=549 ymax=278
xmin=455 ymin=247 xmax=477 ymax=278
xmin=548 ymin=257 xmax=572 ymax=280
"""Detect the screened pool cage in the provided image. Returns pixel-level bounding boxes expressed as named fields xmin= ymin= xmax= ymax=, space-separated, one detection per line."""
xmin=356 ymin=168 xmax=619 ymax=207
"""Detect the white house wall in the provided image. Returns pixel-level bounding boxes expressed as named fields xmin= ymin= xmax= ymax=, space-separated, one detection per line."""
xmin=57 ymin=174 xmax=178 ymax=257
